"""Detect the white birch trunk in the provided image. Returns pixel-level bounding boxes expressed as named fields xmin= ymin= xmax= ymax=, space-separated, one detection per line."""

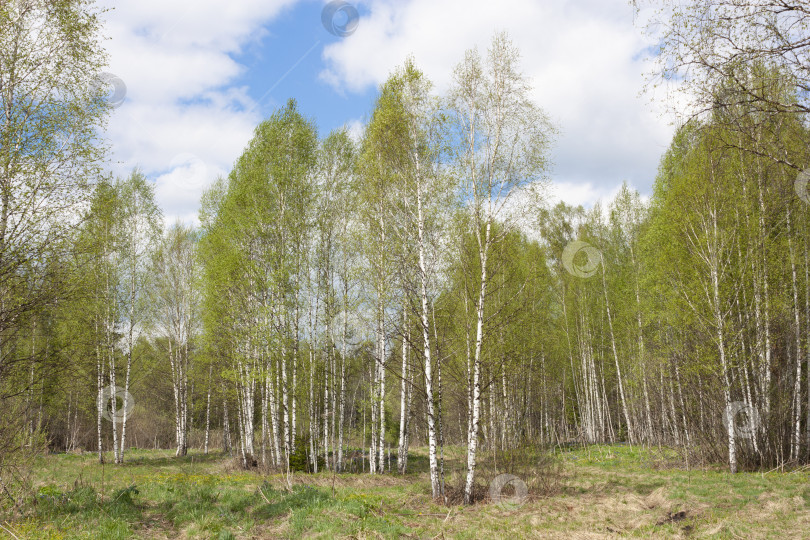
xmin=96 ymin=318 xmax=104 ymax=463
xmin=204 ymin=364 xmax=212 ymax=454
xmin=787 ymin=206 xmax=803 ymax=460
xmin=804 ymin=238 xmax=810 ymax=458
xmin=601 ymin=259 xmax=634 ymax=443
xmin=398 ymin=309 xmax=410 ymax=474
xmin=337 ymin=286 xmax=348 ymax=471
xmin=464 ymin=221 xmax=489 ymax=505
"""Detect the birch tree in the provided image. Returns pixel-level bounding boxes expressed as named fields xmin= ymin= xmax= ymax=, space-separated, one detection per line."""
xmin=81 ymin=179 xmax=121 ymax=464
xmin=117 ymin=171 xmax=161 ymax=463
xmin=358 ymin=94 xmax=399 ymax=474
xmin=448 ymin=32 xmax=554 ymax=504
xmin=0 ymin=0 xmax=107 ymax=472
xmin=318 ymin=129 xmax=356 ymax=471
xmin=200 ymin=100 xmax=317 ymax=468
xmin=152 ymin=223 xmax=199 ymax=457
xmin=369 ymin=59 xmax=453 ymax=491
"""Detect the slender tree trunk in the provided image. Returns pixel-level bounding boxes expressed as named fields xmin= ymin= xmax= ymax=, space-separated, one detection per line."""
xmin=204 ymin=364 xmax=212 ymax=454
xmin=561 ymin=288 xmax=582 ymax=440
xmin=96 ymin=316 xmax=104 ymax=464
xmin=398 ymin=309 xmax=410 ymax=474
xmin=369 ymin=356 xmax=377 ymax=474
xmin=223 ymin=388 xmax=232 ymax=456
xmin=120 ymin=261 xmax=137 ymax=464
xmin=601 ymin=256 xmax=634 ymax=443
xmin=463 ymin=293 xmax=473 ymax=446
xmin=324 ymin=336 xmax=331 ymax=471
xmin=756 ymin=169 xmax=773 ymax=423
xmin=109 ymin=343 xmax=119 ymax=464
xmin=309 ymin=348 xmax=317 ymax=472
xmin=260 ymin=363 xmax=268 ymax=466
xmin=414 ymin=178 xmax=440 ymax=496
xmin=708 ymin=203 xmax=737 ymax=472
xmin=337 ymin=282 xmax=348 ymax=471
xmin=103 ymin=231 xmax=120 ymax=464
xmin=787 ymin=206 xmax=803 ymax=460
xmin=464 ymin=222 xmax=490 ymax=505
xmin=281 ymin=321 xmax=291 ymax=469
xmin=433 ymin=303 xmax=446 ymax=499
xmin=674 ymin=360 xmax=690 ymax=446
xmin=804 ymin=236 xmax=810 ymax=458
xmin=376 ymin=228 xmax=387 ymax=473
xmin=180 ymin=343 xmax=189 ymax=456
xmin=293 ymin=288 xmax=300 ymax=455
xmin=631 ymin=244 xmax=652 ymax=444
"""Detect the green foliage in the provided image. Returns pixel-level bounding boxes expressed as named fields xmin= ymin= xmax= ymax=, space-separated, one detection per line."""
xmin=288 ymin=435 xmax=325 ymax=473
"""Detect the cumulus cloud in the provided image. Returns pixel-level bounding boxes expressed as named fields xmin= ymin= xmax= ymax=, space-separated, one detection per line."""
xmin=343 ymin=118 xmax=366 ymax=142
xmin=98 ymin=0 xmax=300 ymax=225
xmin=97 ymin=0 xmax=677 ymax=225
xmin=321 ymin=0 xmax=676 ymax=206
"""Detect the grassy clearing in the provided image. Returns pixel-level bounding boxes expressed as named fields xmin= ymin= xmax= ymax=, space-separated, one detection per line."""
xmin=2 ymin=445 xmax=810 ymax=538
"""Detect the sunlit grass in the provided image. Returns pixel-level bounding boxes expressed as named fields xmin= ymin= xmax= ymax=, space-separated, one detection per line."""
xmin=4 ymin=444 xmax=809 ymax=538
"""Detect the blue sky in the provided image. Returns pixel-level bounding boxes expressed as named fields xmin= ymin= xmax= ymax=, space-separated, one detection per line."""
xmin=98 ymin=0 xmax=676 ymax=225
xmin=234 ymin=1 xmax=376 ymax=134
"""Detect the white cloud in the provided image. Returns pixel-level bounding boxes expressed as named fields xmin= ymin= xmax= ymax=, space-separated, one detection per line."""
xmin=98 ymin=0 xmax=300 ymax=225
xmin=546 ymin=180 xmax=649 ymax=210
xmin=345 ymin=118 xmax=365 ymax=142
xmin=548 ymin=181 xmax=616 ymax=210
xmin=97 ymin=0 xmax=678 ymax=224
xmin=321 ymin=0 xmax=676 ymax=208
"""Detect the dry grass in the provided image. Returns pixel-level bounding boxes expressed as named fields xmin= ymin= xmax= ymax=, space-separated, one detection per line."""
xmin=5 ymin=444 xmax=810 ymax=538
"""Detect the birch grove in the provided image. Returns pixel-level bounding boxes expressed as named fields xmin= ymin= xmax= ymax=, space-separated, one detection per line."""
xmin=7 ymin=3 xmax=810 ymax=514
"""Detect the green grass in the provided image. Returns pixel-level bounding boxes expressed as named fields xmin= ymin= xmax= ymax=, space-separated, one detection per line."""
xmin=3 ymin=444 xmax=810 ymax=538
